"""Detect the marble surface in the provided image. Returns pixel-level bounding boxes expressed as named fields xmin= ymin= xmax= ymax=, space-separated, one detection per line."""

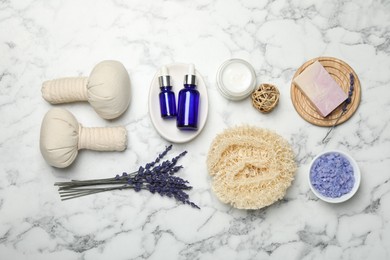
xmin=1 ymin=0 xmax=389 ymax=259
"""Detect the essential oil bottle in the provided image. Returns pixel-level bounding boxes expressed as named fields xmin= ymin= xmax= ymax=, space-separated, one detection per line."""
xmin=177 ymin=64 xmax=200 ymax=130
xmin=158 ymin=66 xmax=176 ymax=118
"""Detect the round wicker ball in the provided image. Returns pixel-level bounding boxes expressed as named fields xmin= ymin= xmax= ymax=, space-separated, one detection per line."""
xmin=251 ymin=83 xmax=280 ymax=113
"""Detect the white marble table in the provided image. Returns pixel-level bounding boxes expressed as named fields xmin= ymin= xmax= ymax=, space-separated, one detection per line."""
xmin=1 ymin=0 xmax=389 ymax=259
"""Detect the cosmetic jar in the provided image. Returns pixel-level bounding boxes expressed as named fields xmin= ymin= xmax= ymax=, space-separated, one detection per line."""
xmin=216 ymin=59 xmax=256 ymax=101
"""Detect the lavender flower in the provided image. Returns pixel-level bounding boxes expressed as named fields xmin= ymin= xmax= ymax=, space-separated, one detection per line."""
xmin=342 ymin=73 xmax=355 ymax=112
xmin=55 ymin=145 xmax=200 ymax=209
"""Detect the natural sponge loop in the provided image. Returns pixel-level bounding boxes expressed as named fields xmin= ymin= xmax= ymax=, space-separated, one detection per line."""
xmin=251 ymin=83 xmax=280 ymax=113
xmin=207 ymin=126 xmax=296 ymax=209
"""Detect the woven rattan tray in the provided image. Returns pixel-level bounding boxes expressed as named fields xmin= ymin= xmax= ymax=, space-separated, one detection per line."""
xmin=291 ymin=57 xmax=361 ymax=127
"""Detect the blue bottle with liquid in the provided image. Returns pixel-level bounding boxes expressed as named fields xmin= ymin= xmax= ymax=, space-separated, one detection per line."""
xmin=158 ymin=66 xmax=176 ymax=118
xmin=177 ymin=64 xmax=200 ymax=130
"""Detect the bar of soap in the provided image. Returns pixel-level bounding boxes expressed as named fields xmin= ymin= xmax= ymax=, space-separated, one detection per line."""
xmin=293 ymin=61 xmax=347 ymax=117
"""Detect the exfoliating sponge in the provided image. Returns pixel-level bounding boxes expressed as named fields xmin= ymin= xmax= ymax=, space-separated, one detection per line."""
xmin=207 ymin=126 xmax=297 ymax=209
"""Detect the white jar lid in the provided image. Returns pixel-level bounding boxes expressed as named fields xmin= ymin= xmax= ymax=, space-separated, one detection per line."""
xmin=216 ymin=59 xmax=256 ymax=101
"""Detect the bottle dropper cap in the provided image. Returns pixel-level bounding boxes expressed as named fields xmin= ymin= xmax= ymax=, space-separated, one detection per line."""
xmin=184 ymin=64 xmax=197 ymax=85
xmin=158 ymin=66 xmax=171 ymax=87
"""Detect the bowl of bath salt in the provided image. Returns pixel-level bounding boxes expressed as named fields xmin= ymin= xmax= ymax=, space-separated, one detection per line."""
xmin=308 ymin=150 xmax=361 ymax=203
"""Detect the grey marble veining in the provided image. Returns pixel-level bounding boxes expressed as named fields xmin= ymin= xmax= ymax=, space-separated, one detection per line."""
xmin=1 ymin=0 xmax=390 ymax=259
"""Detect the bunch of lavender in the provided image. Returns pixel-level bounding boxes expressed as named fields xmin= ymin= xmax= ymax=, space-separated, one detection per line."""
xmin=322 ymin=73 xmax=355 ymax=144
xmin=55 ymin=145 xmax=200 ymax=209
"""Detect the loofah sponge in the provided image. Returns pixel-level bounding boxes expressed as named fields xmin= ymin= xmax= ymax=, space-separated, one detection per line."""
xmin=207 ymin=126 xmax=296 ymax=209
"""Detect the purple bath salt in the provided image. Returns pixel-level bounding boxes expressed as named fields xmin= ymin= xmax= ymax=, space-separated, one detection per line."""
xmin=310 ymin=152 xmax=355 ymax=198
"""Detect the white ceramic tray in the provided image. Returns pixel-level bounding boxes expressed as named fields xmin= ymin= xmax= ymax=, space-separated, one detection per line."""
xmin=148 ymin=63 xmax=209 ymax=143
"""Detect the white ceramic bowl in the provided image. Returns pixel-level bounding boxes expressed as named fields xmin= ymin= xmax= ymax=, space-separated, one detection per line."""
xmin=308 ymin=150 xmax=361 ymax=203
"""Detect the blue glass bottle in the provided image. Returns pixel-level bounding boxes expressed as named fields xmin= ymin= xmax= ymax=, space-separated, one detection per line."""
xmin=158 ymin=66 xmax=176 ymax=118
xmin=177 ymin=64 xmax=200 ymax=130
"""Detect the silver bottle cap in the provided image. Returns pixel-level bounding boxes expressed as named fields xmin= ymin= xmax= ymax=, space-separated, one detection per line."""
xmin=184 ymin=75 xmax=197 ymax=85
xmin=159 ymin=75 xmax=171 ymax=87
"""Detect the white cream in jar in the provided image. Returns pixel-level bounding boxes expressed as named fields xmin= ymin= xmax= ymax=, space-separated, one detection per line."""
xmin=216 ymin=59 xmax=256 ymax=100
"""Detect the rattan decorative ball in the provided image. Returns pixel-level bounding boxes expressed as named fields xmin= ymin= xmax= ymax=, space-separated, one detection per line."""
xmin=251 ymin=83 xmax=280 ymax=113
